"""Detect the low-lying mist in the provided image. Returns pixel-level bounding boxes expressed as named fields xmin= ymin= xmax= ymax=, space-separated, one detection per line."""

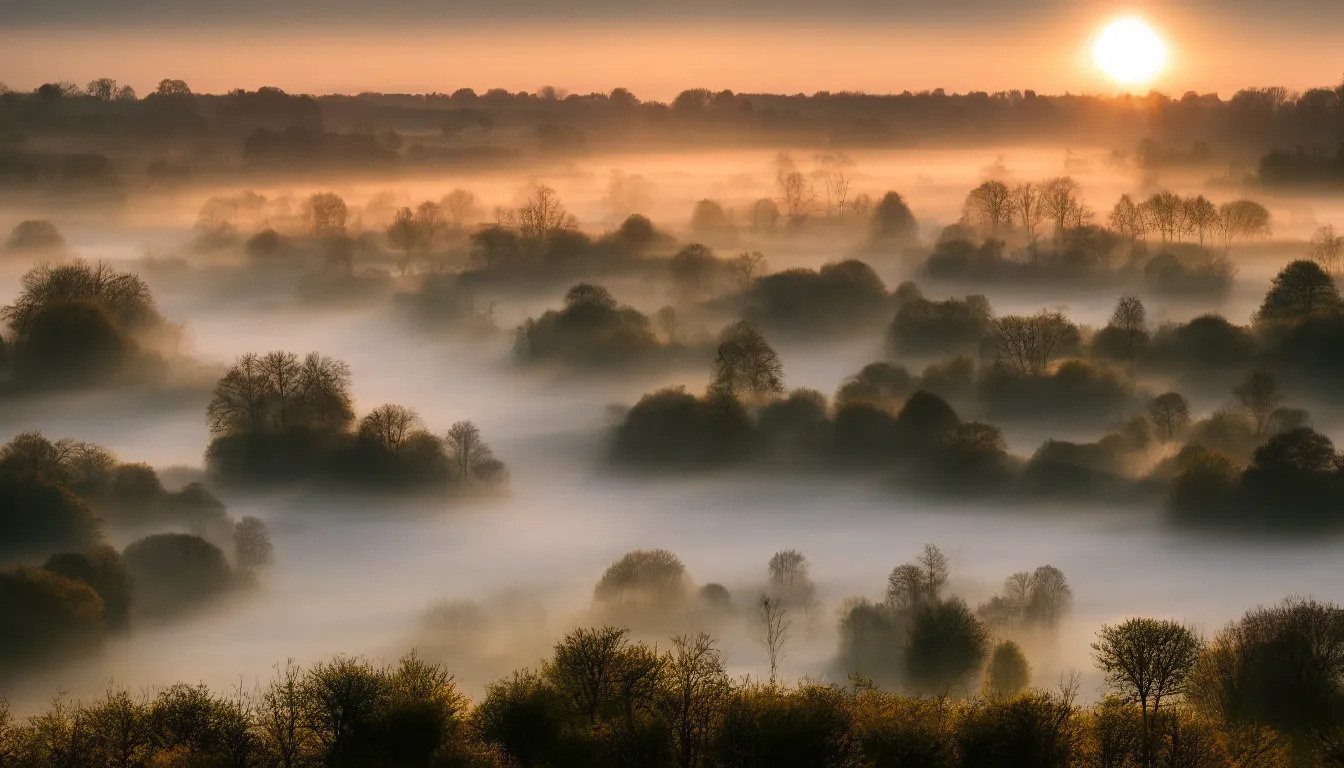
xmin=4 ymin=144 xmax=1344 ymax=723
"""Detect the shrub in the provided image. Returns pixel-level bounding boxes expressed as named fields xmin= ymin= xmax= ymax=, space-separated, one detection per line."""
xmin=122 ymin=533 xmax=234 ymax=616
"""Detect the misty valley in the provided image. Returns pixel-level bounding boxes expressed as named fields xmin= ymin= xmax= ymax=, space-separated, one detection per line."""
xmin=2 ymin=77 xmax=1344 ymax=767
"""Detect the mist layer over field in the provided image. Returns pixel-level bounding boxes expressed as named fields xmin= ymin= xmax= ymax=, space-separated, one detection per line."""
xmin=3 ymin=145 xmax=1343 ymax=714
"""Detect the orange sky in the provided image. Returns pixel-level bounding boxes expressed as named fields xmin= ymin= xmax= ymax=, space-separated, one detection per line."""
xmin=0 ymin=16 xmax=1338 ymax=99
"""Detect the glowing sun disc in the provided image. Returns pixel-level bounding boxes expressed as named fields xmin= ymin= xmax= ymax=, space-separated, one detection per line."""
xmin=1093 ymin=18 xmax=1168 ymax=85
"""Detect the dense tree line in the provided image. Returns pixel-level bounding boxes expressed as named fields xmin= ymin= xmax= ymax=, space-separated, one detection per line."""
xmin=6 ymin=589 xmax=1344 ymax=766
xmin=3 ymin=78 xmax=1342 ymax=187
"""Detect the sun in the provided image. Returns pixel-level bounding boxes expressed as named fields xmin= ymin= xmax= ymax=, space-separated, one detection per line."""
xmin=1093 ymin=17 xmax=1168 ymax=86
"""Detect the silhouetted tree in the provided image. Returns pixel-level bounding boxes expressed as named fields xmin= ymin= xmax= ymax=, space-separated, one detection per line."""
xmin=517 ymin=184 xmax=577 ymax=241
xmin=1147 ymin=393 xmax=1192 ymax=441
xmin=730 ymin=250 xmax=768 ymax=291
xmin=0 ymin=566 xmax=106 ymax=670
xmin=964 ymin=180 xmax=1014 ymax=235
xmin=1109 ymin=194 xmax=1148 ymax=241
xmin=444 ymin=420 xmax=496 ymax=485
xmin=386 ymin=207 xmax=420 ymax=272
xmin=1093 ymin=618 xmax=1202 ymax=765
xmin=1012 ymin=182 xmax=1045 ymax=247
xmin=1233 ymin=371 xmax=1285 ymax=436
xmin=767 ymin=550 xmax=816 ymax=609
xmin=1309 ymin=225 xmax=1344 ymax=274
xmin=233 ymin=516 xmax=273 ymax=574
xmin=42 ymin=546 xmax=133 ymax=628
xmin=123 ymin=533 xmax=233 ymax=616
xmin=670 ymin=243 xmax=719 ymax=297
xmin=869 ymin=192 xmax=918 ymax=245
xmin=304 ymin=192 xmax=348 ymax=237
xmin=1255 ymin=260 xmax=1342 ymax=326
xmin=984 ymin=641 xmax=1031 ymax=700
xmin=1217 ymin=200 xmax=1272 ymax=247
xmin=1041 ymin=177 xmax=1085 ymax=242
xmin=4 ymin=220 xmax=65 ymax=252
xmin=906 ymin=598 xmax=989 ymax=694
xmin=710 ymin=321 xmax=784 ymax=400
xmin=755 ymin=594 xmax=792 ymax=684
xmin=1184 ymin=195 xmax=1219 ymax=245
xmin=595 ymin=549 xmax=689 ymax=611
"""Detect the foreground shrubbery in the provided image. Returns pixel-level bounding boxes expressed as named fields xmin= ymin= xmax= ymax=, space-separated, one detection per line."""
xmin=7 ymin=592 xmax=1343 ymax=767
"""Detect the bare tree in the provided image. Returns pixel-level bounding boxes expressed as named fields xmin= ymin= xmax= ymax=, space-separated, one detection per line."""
xmin=1184 ymin=195 xmax=1219 ymax=246
xmin=386 ymin=207 xmax=420 ymax=274
xmin=729 ymin=251 xmax=768 ymax=292
xmin=658 ymin=633 xmax=729 ymax=768
xmin=1142 ymin=191 xmax=1190 ymax=243
xmin=1110 ymin=295 xmax=1148 ymax=370
xmin=1234 ymin=371 xmax=1284 ymax=436
xmin=414 ymin=201 xmax=446 ymax=251
xmin=886 ymin=543 xmax=949 ymax=610
xmin=1040 ymin=176 xmax=1083 ymax=243
xmin=1011 ymin=182 xmax=1046 ymax=251
xmin=445 ymin=420 xmax=494 ymax=483
xmin=358 ymin=404 xmax=423 ymax=453
xmin=778 ymin=171 xmax=816 ymax=221
xmin=1309 ymin=224 xmax=1344 ymax=274
xmin=755 ymin=594 xmax=791 ymax=685
xmin=655 ymin=306 xmax=680 ymax=345
xmin=992 ymin=310 xmax=1078 ymax=375
xmin=964 ymin=180 xmax=1014 ymax=236
xmin=441 ymin=189 xmax=479 ymax=230
xmin=1109 ymin=194 xmax=1148 ymax=241
xmin=517 ymin=184 xmax=577 ymax=241
xmin=1147 ymin=393 xmax=1192 ymax=442
xmin=815 ymin=153 xmax=854 ymax=218
xmin=1217 ymin=200 xmax=1272 ymax=247
xmin=86 ymin=78 xmax=118 ymax=101
xmin=767 ymin=549 xmax=816 ymax=608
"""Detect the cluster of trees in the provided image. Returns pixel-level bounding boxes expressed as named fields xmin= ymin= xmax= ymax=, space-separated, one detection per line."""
xmin=0 ymin=259 xmax=174 ymax=389
xmin=0 ymin=431 xmax=273 ymax=673
xmin=935 ymin=180 xmax=1269 ymax=292
xmin=835 ymin=544 xmax=1070 ymax=696
xmin=608 ymin=297 xmax=1344 ymax=523
xmin=8 ymin=592 xmax=1344 ymax=766
xmin=4 ymin=77 xmax=1342 ymax=186
xmin=205 ymin=350 xmax=506 ymax=491
xmin=2 ymin=220 xmax=65 ymax=254
xmin=513 ymin=284 xmax=677 ymax=369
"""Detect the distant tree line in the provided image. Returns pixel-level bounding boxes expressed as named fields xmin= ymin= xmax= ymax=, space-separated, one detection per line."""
xmin=2 ymin=78 xmax=1342 ymax=187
